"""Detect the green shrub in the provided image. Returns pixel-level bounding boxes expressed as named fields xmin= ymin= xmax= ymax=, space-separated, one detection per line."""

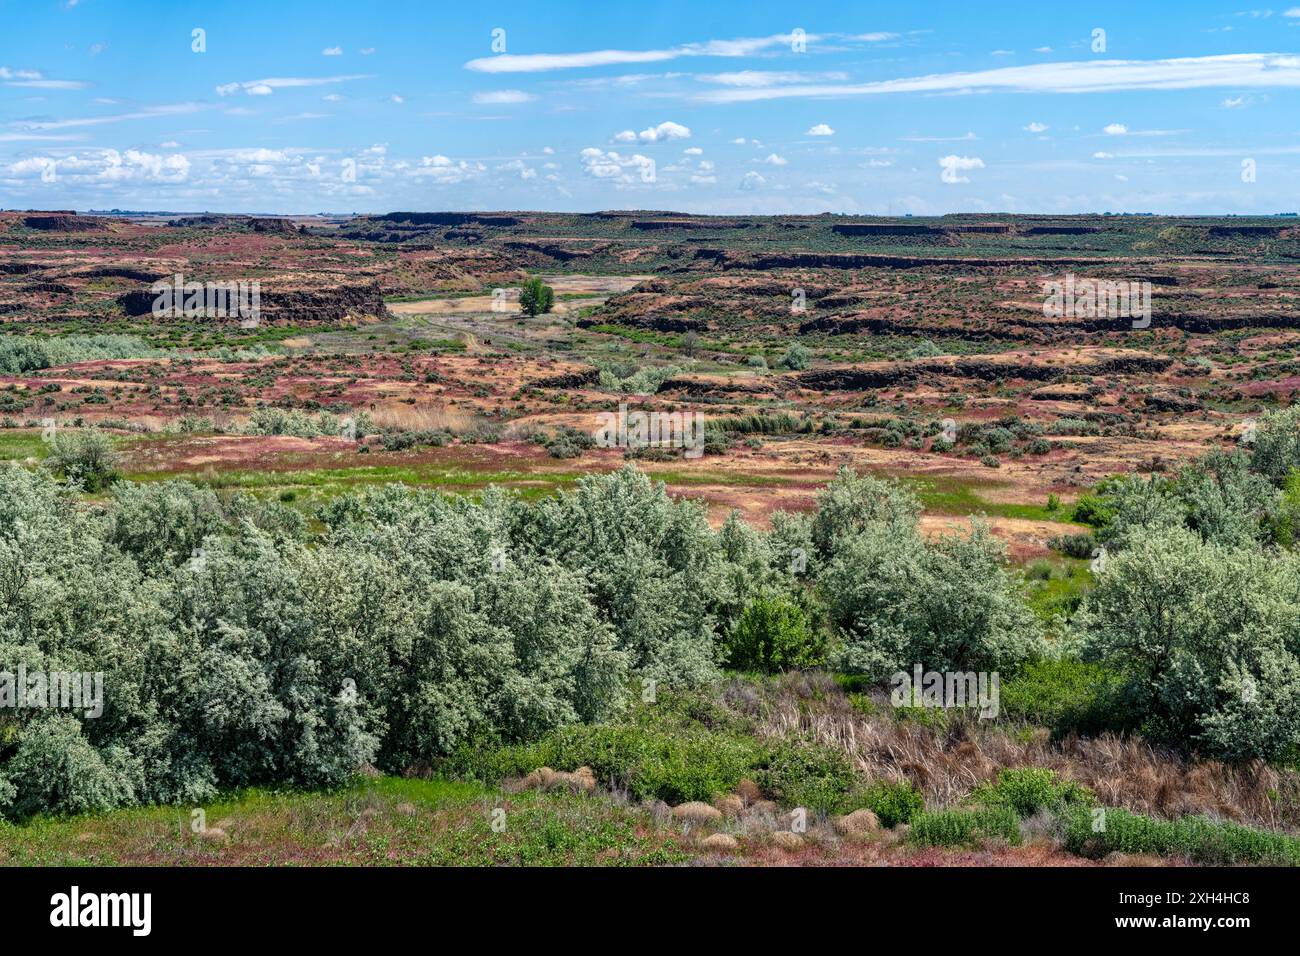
xmin=1060 ymin=805 xmax=1300 ymax=865
xmin=724 ymin=593 xmax=824 ymax=672
xmin=1000 ymin=659 xmax=1134 ymax=738
xmin=970 ymin=767 xmax=1095 ymax=818
xmin=777 ymin=343 xmax=812 ymax=370
xmin=43 ymin=429 xmax=120 ymax=492
xmin=464 ymin=721 xmax=764 ymax=804
xmin=757 ymin=740 xmax=858 ymax=814
xmin=908 ymin=805 xmax=1021 ymax=847
xmin=848 ymin=779 xmax=924 ymax=827
xmin=519 ymin=278 xmax=555 ymax=316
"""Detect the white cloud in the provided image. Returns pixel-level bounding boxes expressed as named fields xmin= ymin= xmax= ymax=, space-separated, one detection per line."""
xmin=473 ymin=89 xmax=536 ymax=104
xmin=806 ymin=123 xmax=835 ymax=136
xmin=938 ymin=154 xmax=984 ymax=183
xmin=411 ymin=154 xmax=487 ymax=184
xmin=683 ymin=146 xmax=703 ymax=155
xmin=464 ymin=32 xmax=816 ymax=73
xmin=389 ymin=94 xmax=404 ymax=104
xmin=636 ymin=120 xmax=690 ymax=142
xmin=0 ymin=66 xmax=89 ymax=90
xmin=9 ymin=102 xmax=202 ymax=130
xmin=698 ymin=70 xmax=847 ymax=87
xmin=215 ymin=74 xmax=370 ymax=96
xmin=322 ymin=47 xmax=342 ymax=56
xmin=579 ymin=147 xmax=656 ymax=184
xmin=360 ymin=47 xmax=376 ymax=55
xmin=902 ymin=131 xmax=977 ymax=142
xmin=1286 ymin=7 xmax=1300 ymax=16
xmin=763 ymin=153 xmax=787 ymax=165
xmin=1024 ymin=121 xmax=1049 ymax=133
xmin=497 ymin=159 xmax=537 ymax=180
xmin=1092 ymin=151 xmax=1114 ymax=158
xmin=8 ymin=147 xmax=189 ymax=184
xmin=694 ymin=53 xmax=1300 ymax=103
xmin=739 ymin=170 xmax=766 ymax=190
xmin=1104 ymin=123 xmax=1128 ymax=135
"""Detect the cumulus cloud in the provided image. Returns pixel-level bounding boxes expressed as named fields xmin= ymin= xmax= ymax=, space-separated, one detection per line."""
xmin=763 ymin=153 xmax=787 ymax=165
xmin=739 ymin=170 xmax=766 ymax=190
xmin=1104 ymin=123 xmax=1128 ymax=135
xmin=807 ymin=123 xmax=835 ymax=136
xmin=938 ymin=154 xmax=984 ymax=183
xmin=579 ymin=147 xmax=656 ymax=184
xmin=411 ymin=154 xmax=487 ymax=184
xmin=7 ymin=148 xmax=189 ymax=184
xmin=322 ymin=47 xmax=342 ymax=56
xmin=632 ymin=120 xmax=691 ymax=142
xmin=1024 ymin=121 xmax=1049 ymax=133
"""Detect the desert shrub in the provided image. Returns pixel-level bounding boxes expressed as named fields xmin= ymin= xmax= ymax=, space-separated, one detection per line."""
xmin=1059 ymin=805 xmax=1300 ymax=865
xmin=1047 ymin=532 xmax=1096 ymax=559
xmin=1250 ymin=405 xmax=1300 ymax=485
xmin=43 ymin=429 xmax=120 ymax=492
xmin=1000 ymin=659 xmax=1135 ymax=737
xmin=518 ymin=277 xmax=555 ymax=316
xmin=538 ymin=425 xmax=595 ymax=460
xmin=724 ymin=593 xmax=824 ymax=673
xmin=598 ymin=364 xmax=683 ymax=395
xmin=244 ymin=407 xmax=320 ymax=437
xmin=1076 ymin=524 xmax=1300 ymax=761
xmin=0 ymin=334 xmax=160 ymax=374
xmin=1047 ymin=418 xmax=1100 ymax=437
xmin=970 ymin=767 xmax=1095 ymax=818
xmin=1176 ymin=450 xmax=1278 ymax=548
xmin=106 ymin=480 xmax=226 ymax=570
xmin=1 ymin=715 xmax=138 ymax=818
xmin=810 ymin=466 xmax=921 ymax=559
xmin=847 ymin=779 xmax=924 ymax=827
xmin=908 ymin=805 xmax=1021 ymax=847
xmin=777 ymin=343 xmax=812 ymax=370
xmin=757 ymin=740 xmax=858 ymax=813
xmin=822 ymin=519 xmax=1045 ymax=678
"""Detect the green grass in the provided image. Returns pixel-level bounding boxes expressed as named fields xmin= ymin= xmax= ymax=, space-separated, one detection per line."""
xmin=1021 ymin=557 xmax=1093 ymax=621
xmin=0 ymin=432 xmax=49 ymax=461
xmin=905 ymin=476 xmax=1076 ymax=523
xmin=0 ymin=775 xmax=689 ymax=867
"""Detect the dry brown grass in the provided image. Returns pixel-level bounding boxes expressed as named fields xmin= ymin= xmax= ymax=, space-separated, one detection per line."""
xmin=728 ymin=672 xmax=1300 ymax=832
xmin=368 ymin=403 xmax=480 ymax=433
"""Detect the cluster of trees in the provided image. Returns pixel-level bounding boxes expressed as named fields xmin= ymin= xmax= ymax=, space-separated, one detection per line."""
xmin=4 ymin=407 xmax=1300 ymax=819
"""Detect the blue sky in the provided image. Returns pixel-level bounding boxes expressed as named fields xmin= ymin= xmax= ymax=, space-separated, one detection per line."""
xmin=3 ymin=0 xmax=1300 ymax=214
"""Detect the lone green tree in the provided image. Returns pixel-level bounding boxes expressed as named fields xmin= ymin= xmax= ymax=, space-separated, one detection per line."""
xmin=519 ymin=278 xmax=555 ymax=316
